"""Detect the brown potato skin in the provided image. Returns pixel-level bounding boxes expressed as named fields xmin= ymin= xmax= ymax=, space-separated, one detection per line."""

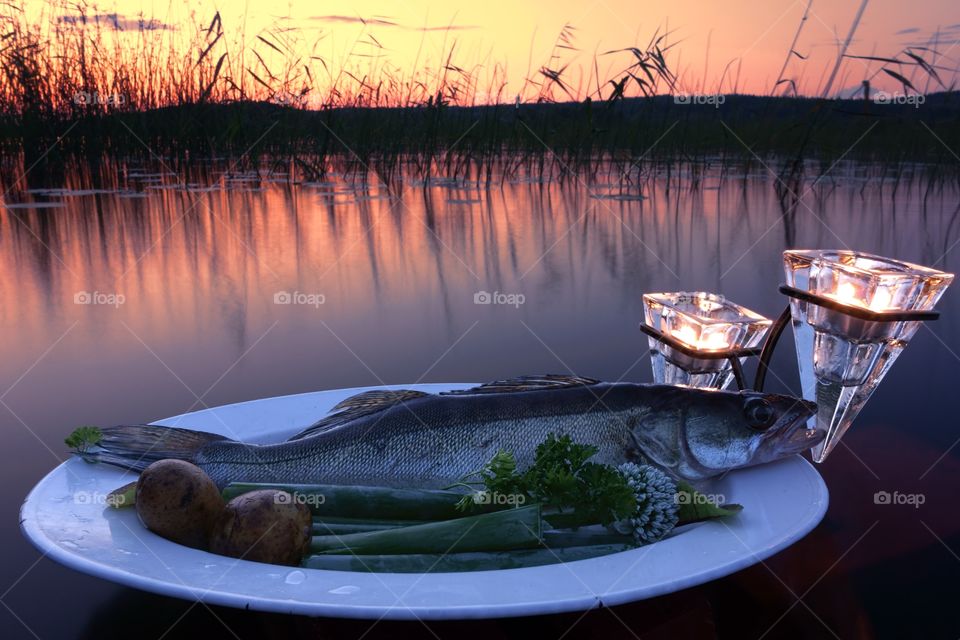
xmin=209 ymin=490 xmax=311 ymax=566
xmin=135 ymin=459 xmax=223 ymax=549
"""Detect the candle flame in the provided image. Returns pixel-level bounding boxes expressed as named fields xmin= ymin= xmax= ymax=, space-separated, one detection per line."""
xmin=836 ymin=281 xmax=858 ymax=302
xmin=701 ymin=333 xmax=730 ymax=349
xmin=671 ymin=325 xmax=729 ymax=350
xmin=833 ymin=281 xmax=894 ymax=311
xmin=673 ymin=325 xmax=698 ymax=346
xmin=870 ymin=287 xmax=892 ymax=310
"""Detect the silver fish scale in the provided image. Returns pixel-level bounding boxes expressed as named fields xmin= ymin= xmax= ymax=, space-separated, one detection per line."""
xmin=195 ymin=384 xmax=640 ymax=489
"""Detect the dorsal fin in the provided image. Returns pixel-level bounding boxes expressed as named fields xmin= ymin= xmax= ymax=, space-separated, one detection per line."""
xmin=440 ymin=374 xmax=601 ymax=396
xmin=287 ymin=389 xmax=431 ymax=441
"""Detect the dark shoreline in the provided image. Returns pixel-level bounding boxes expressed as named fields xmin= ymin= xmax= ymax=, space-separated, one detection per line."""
xmin=3 ymin=92 xmax=959 ymax=177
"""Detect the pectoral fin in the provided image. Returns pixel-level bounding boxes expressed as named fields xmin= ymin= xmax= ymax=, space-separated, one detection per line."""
xmin=630 ymin=414 xmax=682 ymax=471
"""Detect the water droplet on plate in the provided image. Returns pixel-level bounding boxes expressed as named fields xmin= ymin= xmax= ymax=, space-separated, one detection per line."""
xmin=285 ymin=570 xmax=306 ymax=585
xmin=329 ymin=585 xmax=360 ymax=595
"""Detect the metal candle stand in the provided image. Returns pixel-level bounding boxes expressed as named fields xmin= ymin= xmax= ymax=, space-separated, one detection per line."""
xmin=641 ymin=284 xmax=942 ymax=394
xmin=643 ymin=250 xmax=953 ymax=464
xmin=638 ymin=323 xmax=761 ymax=391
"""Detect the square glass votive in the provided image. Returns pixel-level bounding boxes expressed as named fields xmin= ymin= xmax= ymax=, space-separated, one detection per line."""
xmin=642 ymin=292 xmax=772 ymax=390
xmin=783 ymin=249 xmax=953 ymax=462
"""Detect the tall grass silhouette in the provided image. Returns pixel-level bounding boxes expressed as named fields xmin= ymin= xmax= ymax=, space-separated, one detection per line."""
xmin=0 ymin=0 xmax=957 ymax=179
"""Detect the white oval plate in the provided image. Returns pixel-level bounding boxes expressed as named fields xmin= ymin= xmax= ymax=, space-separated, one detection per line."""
xmin=21 ymin=383 xmax=828 ymax=620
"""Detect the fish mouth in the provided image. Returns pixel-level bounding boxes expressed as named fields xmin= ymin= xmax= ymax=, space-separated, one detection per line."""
xmin=764 ymin=397 xmax=823 ymax=456
xmin=781 ymin=425 xmax=827 ymax=455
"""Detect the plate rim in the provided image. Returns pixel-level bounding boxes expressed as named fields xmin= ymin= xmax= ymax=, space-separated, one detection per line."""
xmin=20 ymin=383 xmax=830 ymax=620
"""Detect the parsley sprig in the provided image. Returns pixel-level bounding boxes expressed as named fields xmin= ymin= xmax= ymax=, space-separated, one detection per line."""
xmin=64 ymin=426 xmax=102 ymax=454
xmin=455 ymin=434 xmax=636 ymax=527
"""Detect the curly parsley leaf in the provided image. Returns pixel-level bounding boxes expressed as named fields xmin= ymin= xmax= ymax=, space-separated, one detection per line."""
xmin=457 ymin=433 xmax=637 ymax=526
xmin=65 ymin=426 xmax=102 ymax=453
xmin=455 ymin=450 xmax=529 ymax=512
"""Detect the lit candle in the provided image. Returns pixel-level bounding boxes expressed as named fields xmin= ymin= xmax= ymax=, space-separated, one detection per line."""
xmin=671 ymin=324 xmax=730 ymax=350
xmin=830 ymin=281 xmax=894 ymax=311
xmin=783 ymin=249 xmax=954 ymax=463
xmin=642 ymin=291 xmax=772 ymax=390
xmin=835 ymin=282 xmax=858 ymax=302
xmin=701 ymin=333 xmax=731 ymax=349
xmin=871 ymin=287 xmax=892 ymax=311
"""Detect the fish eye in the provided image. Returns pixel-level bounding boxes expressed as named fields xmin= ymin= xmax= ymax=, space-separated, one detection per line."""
xmin=744 ymin=398 xmax=776 ymax=430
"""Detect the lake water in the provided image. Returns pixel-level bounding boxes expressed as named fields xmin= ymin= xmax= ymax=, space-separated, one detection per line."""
xmin=2 ymin=160 xmax=959 ymax=638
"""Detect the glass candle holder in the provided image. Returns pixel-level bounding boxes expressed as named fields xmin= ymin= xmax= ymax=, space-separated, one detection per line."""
xmin=783 ymin=250 xmax=953 ymax=462
xmin=642 ymin=292 xmax=772 ymax=389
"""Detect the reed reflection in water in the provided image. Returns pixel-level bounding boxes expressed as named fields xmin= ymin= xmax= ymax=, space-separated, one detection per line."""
xmin=2 ymin=165 xmax=957 ymax=414
xmin=2 ymin=161 xmax=960 ymax=637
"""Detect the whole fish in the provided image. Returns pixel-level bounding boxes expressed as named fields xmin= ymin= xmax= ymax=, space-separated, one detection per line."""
xmin=77 ymin=375 xmax=823 ymax=487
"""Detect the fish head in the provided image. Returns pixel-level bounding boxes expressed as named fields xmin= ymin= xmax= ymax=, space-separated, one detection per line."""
xmin=679 ymin=389 xmax=823 ymax=475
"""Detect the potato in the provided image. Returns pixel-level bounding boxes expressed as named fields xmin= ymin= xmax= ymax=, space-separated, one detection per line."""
xmin=209 ymin=490 xmax=311 ymax=566
xmin=135 ymin=459 xmax=223 ymax=549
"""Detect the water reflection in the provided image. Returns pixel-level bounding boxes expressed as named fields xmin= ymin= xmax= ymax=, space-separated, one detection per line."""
xmin=2 ymin=163 xmax=956 ymax=355
xmin=2 ymin=159 xmax=959 ymax=637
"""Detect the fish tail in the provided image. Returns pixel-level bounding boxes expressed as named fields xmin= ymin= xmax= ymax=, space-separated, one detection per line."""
xmin=76 ymin=424 xmax=232 ymax=473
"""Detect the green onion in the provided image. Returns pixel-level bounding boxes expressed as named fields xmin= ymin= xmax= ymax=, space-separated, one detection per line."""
xmin=310 ymin=504 xmax=542 ymax=555
xmin=311 ymin=514 xmax=429 ymax=535
xmin=302 ymin=544 xmax=632 ymax=572
xmin=106 ymin=481 xmax=137 ymax=509
xmin=222 ymin=482 xmax=478 ymax=520
xmin=312 ymin=521 xmax=412 ymax=535
xmin=675 ymin=480 xmax=744 ymax=524
xmin=312 ymin=515 xmax=425 ymax=528
xmin=542 ymin=529 xmax=634 ymax=547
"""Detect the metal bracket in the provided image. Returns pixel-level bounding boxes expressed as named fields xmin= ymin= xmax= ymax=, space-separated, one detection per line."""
xmin=638 ymin=323 xmax=761 ymax=391
xmin=642 ymin=285 xmax=941 ymax=393
xmin=751 ymin=284 xmax=941 ymax=392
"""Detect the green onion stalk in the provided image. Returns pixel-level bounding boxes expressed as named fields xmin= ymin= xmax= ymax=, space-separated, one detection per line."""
xmin=310 ymin=504 xmax=543 ymax=555
xmin=302 ymin=544 xmax=633 ymax=573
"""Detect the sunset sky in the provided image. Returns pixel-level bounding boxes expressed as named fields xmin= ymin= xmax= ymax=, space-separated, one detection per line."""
xmin=25 ymin=0 xmax=960 ymax=101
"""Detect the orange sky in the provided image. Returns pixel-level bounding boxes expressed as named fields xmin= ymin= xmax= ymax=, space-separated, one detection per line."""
xmin=28 ymin=0 xmax=960 ymax=101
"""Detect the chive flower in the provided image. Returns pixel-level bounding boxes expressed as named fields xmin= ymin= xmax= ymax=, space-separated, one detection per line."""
xmin=614 ymin=462 xmax=679 ymax=544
